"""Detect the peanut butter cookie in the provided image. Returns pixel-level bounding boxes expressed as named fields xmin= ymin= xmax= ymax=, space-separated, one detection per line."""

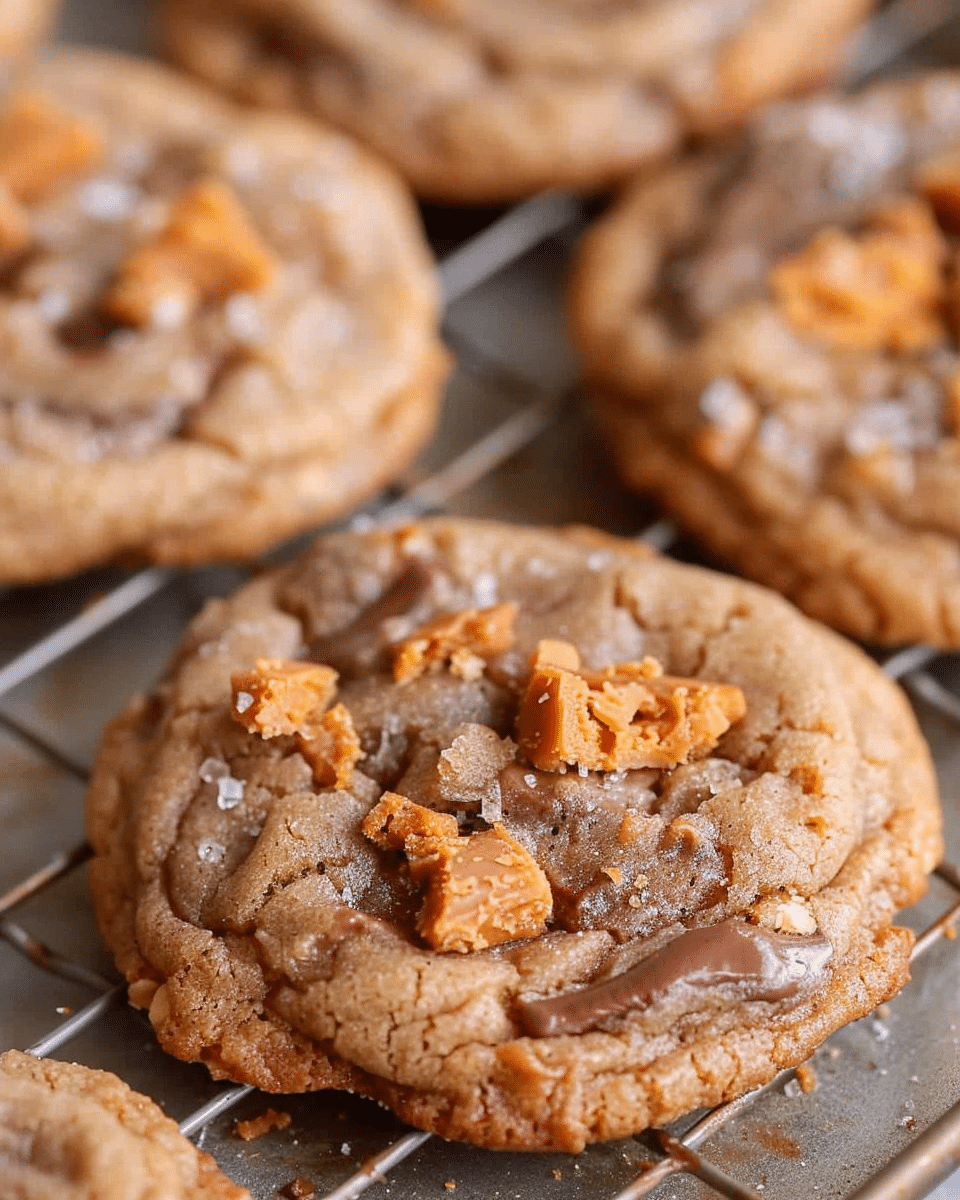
xmin=572 ymin=73 xmax=960 ymax=647
xmin=86 ymin=518 xmax=941 ymax=1150
xmin=160 ymin=0 xmax=873 ymax=203
xmin=0 ymin=1050 xmax=248 ymax=1199
xmin=0 ymin=49 xmax=447 ymax=585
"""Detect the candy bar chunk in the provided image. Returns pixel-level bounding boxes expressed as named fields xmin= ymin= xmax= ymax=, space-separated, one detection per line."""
xmin=297 ymin=703 xmax=365 ymax=789
xmin=103 ymin=178 xmax=277 ymax=327
xmin=0 ymin=91 xmax=103 ymax=201
xmin=230 ymin=658 xmax=337 ymax=739
xmin=393 ymin=602 xmax=517 ymax=683
xmin=517 ymin=640 xmax=746 ymax=772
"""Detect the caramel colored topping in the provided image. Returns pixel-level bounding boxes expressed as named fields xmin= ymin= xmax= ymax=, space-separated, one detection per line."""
xmin=296 ymin=703 xmax=364 ymax=789
xmin=0 ymin=92 xmax=103 ymax=202
xmin=393 ymin=602 xmax=517 ymax=683
xmin=770 ymin=198 xmax=948 ymax=352
xmin=362 ymin=794 xmax=552 ymax=953
xmin=362 ymin=792 xmax=459 ymax=848
xmin=920 ymin=151 xmax=960 ymax=234
xmin=795 ymin=1063 xmax=818 ymax=1094
xmin=516 ymin=920 xmax=833 ymax=1038
xmin=0 ymin=183 xmax=29 ymax=259
xmin=230 ymin=658 xmax=337 ymax=739
xmin=103 ymin=179 xmax=277 ymax=327
xmin=516 ymin=641 xmax=745 ymax=773
xmin=234 ymin=1108 xmax=291 ymax=1141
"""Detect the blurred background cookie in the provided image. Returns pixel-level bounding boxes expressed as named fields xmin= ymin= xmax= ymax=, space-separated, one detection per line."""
xmin=0 ymin=1049 xmax=249 ymax=1199
xmin=160 ymin=0 xmax=875 ymax=203
xmin=572 ymin=73 xmax=960 ymax=647
xmin=0 ymin=0 xmax=59 ymax=62
xmin=0 ymin=48 xmax=448 ymax=585
xmin=87 ymin=517 xmax=941 ymax=1150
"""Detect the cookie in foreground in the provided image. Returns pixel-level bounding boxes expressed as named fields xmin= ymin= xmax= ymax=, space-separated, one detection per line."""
xmin=161 ymin=0 xmax=872 ymax=203
xmin=0 ymin=48 xmax=447 ymax=585
xmin=573 ymin=72 xmax=960 ymax=647
xmin=87 ymin=518 xmax=941 ymax=1151
xmin=0 ymin=1049 xmax=248 ymax=1198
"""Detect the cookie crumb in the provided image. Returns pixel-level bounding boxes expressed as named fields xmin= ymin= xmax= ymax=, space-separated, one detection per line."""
xmin=280 ymin=1178 xmax=315 ymax=1199
xmin=552 ymin=1169 xmax=563 ymax=1181
xmin=230 ymin=659 xmax=338 ymax=739
xmin=234 ymin=1108 xmax=291 ymax=1141
xmin=795 ymin=1063 xmax=818 ymax=1093
xmin=444 ymin=1183 xmax=456 ymax=1192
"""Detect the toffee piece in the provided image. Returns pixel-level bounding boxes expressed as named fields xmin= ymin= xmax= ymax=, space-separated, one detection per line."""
xmin=572 ymin=73 xmax=960 ymax=646
xmin=161 ymin=0 xmax=873 ymax=203
xmin=0 ymin=49 xmax=447 ymax=585
xmin=0 ymin=1050 xmax=249 ymax=1199
xmin=87 ymin=518 xmax=941 ymax=1150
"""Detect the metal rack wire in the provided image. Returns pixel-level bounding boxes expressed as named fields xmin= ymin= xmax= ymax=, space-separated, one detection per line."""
xmin=5 ymin=2 xmax=960 ymax=1197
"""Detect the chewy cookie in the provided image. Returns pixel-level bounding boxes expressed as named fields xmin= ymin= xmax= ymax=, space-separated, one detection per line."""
xmin=0 ymin=2 xmax=58 ymax=63
xmin=0 ymin=1049 xmax=248 ymax=1198
xmin=0 ymin=49 xmax=447 ymax=585
xmin=573 ymin=74 xmax=960 ymax=647
xmin=161 ymin=0 xmax=873 ymax=203
xmin=87 ymin=518 xmax=941 ymax=1151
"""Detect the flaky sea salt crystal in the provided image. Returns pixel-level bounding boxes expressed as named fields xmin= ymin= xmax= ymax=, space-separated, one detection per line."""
xmin=577 ymin=764 xmax=589 ymax=778
xmin=783 ymin=1079 xmax=802 ymax=1099
xmin=199 ymin=757 xmax=230 ymax=783
xmin=538 ymin=692 xmax=550 ymax=704
xmin=235 ymin=691 xmax=254 ymax=713
xmin=526 ymin=558 xmax=557 ymax=579
xmin=844 ymin=400 xmax=921 ymax=456
xmin=223 ymin=141 xmax=261 ymax=183
xmin=35 ymin=289 xmax=70 ymax=323
xmin=197 ymin=839 xmax=225 ymax=864
xmin=216 ymin=776 xmax=244 ymax=810
xmin=224 ymin=293 xmax=263 ymax=343
xmin=76 ymin=177 xmax=141 ymax=222
xmin=524 ymin=773 xmax=537 ymax=788
xmin=341 ymin=886 xmax=354 ymax=906
xmin=151 ymin=295 xmax=188 ymax=330
xmin=698 ymin=377 xmax=754 ymax=431
xmin=480 ymin=790 xmax=503 ymax=823
xmin=586 ymin=551 xmax=612 ymax=572
xmin=341 ymin=1143 xmax=351 ymax=1156
xmin=472 ymin=572 xmax=498 ymax=607
xmin=870 ymin=1019 xmax=890 ymax=1042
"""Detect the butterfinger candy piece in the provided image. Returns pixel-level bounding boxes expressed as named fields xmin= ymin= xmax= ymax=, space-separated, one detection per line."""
xmin=517 ymin=640 xmax=746 ymax=772
xmin=297 ymin=703 xmax=365 ymax=789
xmin=0 ymin=91 xmax=103 ymax=202
xmin=920 ymin=150 xmax=960 ymax=233
xmin=362 ymin=794 xmax=551 ymax=952
xmin=769 ymin=198 xmax=947 ymax=353
xmin=103 ymin=178 xmax=277 ymax=328
xmin=0 ymin=183 xmax=29 ymax=258
xmin=393 ymin=602 xmax=518 ymax=683
xmin=362 ymin=792 xmax=459 ymax=849
xmin=231 ymin=658 xmax=338 ymax=739
xmin=414 ymin=824 xmax=552 ymax=954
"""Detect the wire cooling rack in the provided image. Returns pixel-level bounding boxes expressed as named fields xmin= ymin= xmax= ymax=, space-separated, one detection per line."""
xmin=5 ymin=2 xmax=960 ymax=1198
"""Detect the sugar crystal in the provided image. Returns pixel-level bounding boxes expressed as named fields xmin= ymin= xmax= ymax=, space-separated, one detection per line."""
xmin=235 ymin=691 xmax=254 ymax=713
xmin=197 ymin=839 xmax=225 ymax=864
xmin=76 ymin=177 xmax=140 ymax=223
xmin=217 ymin=776 xmax=244 ymax=810
xmin=199 ymin=757 xmax=229 ymax=783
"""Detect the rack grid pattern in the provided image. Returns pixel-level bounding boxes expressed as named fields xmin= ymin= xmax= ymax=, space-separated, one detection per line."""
xmin=5 ymin=2 xmax=960 ymax=1197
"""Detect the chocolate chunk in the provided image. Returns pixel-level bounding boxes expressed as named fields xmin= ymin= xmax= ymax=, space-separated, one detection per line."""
xmin=516 ymin=920 xmax=832 ymax=1037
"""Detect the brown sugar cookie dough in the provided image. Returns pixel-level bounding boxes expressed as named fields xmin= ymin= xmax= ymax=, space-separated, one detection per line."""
xmin=571 ymin=73 xmax=960 ymax=647
xmin=86 ymin=518 xmax=941 ymax=1151
xmin=0 ymin=1050 xmax=249 ymax=1199
xmin=160 ymin=0 xmax=873 ymax=203
xmin=0 ymin=49 xmax=447 ymax=586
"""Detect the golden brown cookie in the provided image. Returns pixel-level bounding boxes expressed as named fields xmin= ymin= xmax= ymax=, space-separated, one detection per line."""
xmin=0 ymin=1 xmax=58 ymax=62
xmin=0 ymin=49 xmax=447 ymax=585
xmin=160 ymin=0 xmax=874 ymax=203
xmin=0 ymin=1050 xmax=249 ymax=1199
xmin=86 ymin=518 xmax=941 ymax=1151
xmin=572 ymin=73 xmax=960 ymax=647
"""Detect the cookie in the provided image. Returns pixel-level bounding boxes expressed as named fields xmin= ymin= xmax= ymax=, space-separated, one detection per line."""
xmin=0 ymin=1 xmax=58 ymax=63
xmin=0 ymin=49 xmax=447 ymax=585
xmin=571 ymin=73 xmax=960 ymax=647
xmin=86 ymin=517 xmax=941 ymax=1151
xmin=159 ymin=0 xmax=873 ymax=203
xmin=0 ymin=1049 xmax=248 ymax=1199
